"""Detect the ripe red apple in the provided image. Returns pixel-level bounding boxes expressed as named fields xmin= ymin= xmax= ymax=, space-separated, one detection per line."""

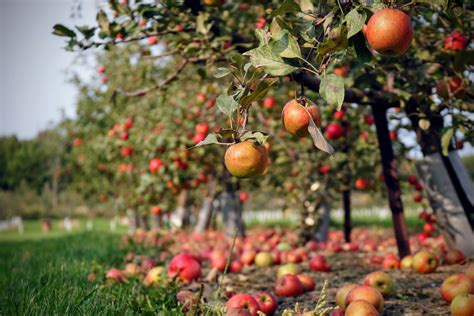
xmin=275 ymin=275 xmax=305 ymax=297
xmin=319 ymin=165 xmax=330 ymax=175
xmin=326 ymin=123 xmax=345 ymax=140
xmin=148 ymin=158 xmax=163 ymax=173
xmin=252 ymin=292 xmax=278 ymax=315
xmin=364 ymin=115 xmax=374 ymax=125
xmin=141 ymin=258 xmax=157 ymax=271
xmin=407 ymin=175 xmax=418 ymax=185
xmin=296 ymin=274 xmax=315 ymax=292
xmin=413 ymin=194 xmax=423 ymax=203
xmin=230 ymin=260 xmax=243 ymax=273
xmin=355 ymin=178 xmax=369 ymax=190
xmin=124 ymin=262 xmax=139 ymax=277
xmin=336 ymin=283 xmax=358 ymax=309
xmin=195 ymin=123 xmax=209 ymax=135
xmin=211 ymin=253 xmax=228 ymax=272
xmin=365 ymin=8 xmax=413 ymax=56
xmin=239 ymin=192 xmax=249 ymax=203
xmin=225 ymin=308 xmax=253 ymax=316
xmin=282 ymin=100 xmax=322 ymax=137
xmin=400 ymin=255 xmax=413 ymax=270
xmin=330 ymin=307 xmax=344 ymax=316
xmin=444 ymin=31 xmax=468 ymax=52
xmin=263 ymin=97 xmax=276 ymax=109
xmin=440 ymin=274 xmax=474 ymax=303
xmin=147 ymin=35 xmax=158 ymax=45
xmin=106 ymin=268 xmax=125 ymax=283
xmin=168 ymin=253 xmax=201 ymax=283
xmin=256 ymin=18 xmax=266 ymax=29
xmin=412 ymin=250 xmax=438 ymax=273
xmin=333 ymin=65 xmax=349 ymax=77
xmin=193 ymin=133 xmax=206 ymax=144
xmin=363 ymin=271 xmax=395 ymax=297
xmin=255 ymin=251 xmax=273 ymax=267
xmin=121 ymin=146 xmax=134 ymax=157
xmin=450 ymin=293 xmax=474 ymax=316
xmin=176 ymin=290 xmax=199 ymax=312
xmin=333 ymin=110 xmax=345 ymax=120
xmin=240 ymin=250 xmax=257 ymax=265
xmin=456 ymin=140 xmax=464 ymax=150
xmin=345 ymin=300 xmax=380 ymax=316
xmin=120 ymin=132 xmax=129 ymax=140
xmin=383 ymin=256 xmax=400 ymax=270
xmin=226 ymin=294 xmax=260 ymax=316
xmin=73 ymin=138 xmax=82 ymax=147
xmin=101 ymin=76 xmax=108 ymax=84
xmin=389 ymin=130 xmax=398 ymax=140
xmin=97 ymin=65 xmax=105 ymax=73
xmin=309 ymin=255 xmax=331 ymax=272
xmin=346 ymin=285 xmax=384 ymax=312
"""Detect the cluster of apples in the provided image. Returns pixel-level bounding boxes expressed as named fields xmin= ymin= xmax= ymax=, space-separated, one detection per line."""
xmin=440 ymin=263 xmax=474 ymax=316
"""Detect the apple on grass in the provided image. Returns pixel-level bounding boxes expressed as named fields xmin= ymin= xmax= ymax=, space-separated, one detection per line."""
xmin=144 ymin=266 xmax=164 ymax=286
xmin=252 ymin=292 xmax=278 ymax=315
xmin=106 ymin=268 xmax=125 ymax=283
xmin=296 ymin=274 xmax=315 ymax=292
xmin=277 ymin=263 xmax=300 ymax=277
xmin=412 ymin=250 xmax=438 ymax=274
xmin=176 ymin=290 xmax=199 ymax=312
xmin=255 ymin=251 xmax=273 ymax=267
xmin=450 ymin=293 xmax=474 ymax=316
xmin=440 ymin=274 xmax=474 ymax=303
xmin=336 ymin=283 xmax=358 ymax=310
xmin=225 ymin=294 xmax=260 ymax=316
xmin=275 ymin=275 xmax=305 ymax=297
xmin=363 ymin=271 xmax=395 ymax=297
xmin=168 ymin=253 xmax=201 ymax=283
xmin=345 ymin=285 xmax=384 ymax=312
xmin=400 ymin=255 xmax=413 ymax=270
xmin=345 ymin=300 xmax=380 ymax=316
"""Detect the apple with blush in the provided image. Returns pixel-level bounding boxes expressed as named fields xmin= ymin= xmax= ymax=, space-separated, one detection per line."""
xmin=440 ymin=274 xmax=474 ymax=303
xmin=252 ymin=291 xmax=278 ymax=315
xmin=363 ymin=271 xmax=395 ymax=297
xmin=275 ymin=274 xmax=305 ymax=297
xmin=345 ymin=285 xmax=384 ymax=312
xmin=450 ymin=293 xmax=474 ymax=316
xmin=225 ymin=294 xmax=260 ymax=316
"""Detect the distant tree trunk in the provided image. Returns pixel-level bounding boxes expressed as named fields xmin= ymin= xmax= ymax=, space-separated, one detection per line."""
xmin=343 ymin=189 xmax=352 ymax=243
xmin=372 ymin=104 xmax=411 ymax=258
xmin=141 ymin=214 xmax=150 ymax=230
xmin=313 ymin=198 xmax=331 ymax=242
xmin=51 ymin=157 xmax=60 ymax=214
xmin=195 ymin=195 xmax=216 ymax=232
xmin=221 ymin=172 xmax=244 ymax=238
xmin=152 ymin=214 xmax=162 ymax=229
xmin=174 ymin=190 xmax=191 ymax=228
xmin=129 ymin=209 xmax=141 ymax=229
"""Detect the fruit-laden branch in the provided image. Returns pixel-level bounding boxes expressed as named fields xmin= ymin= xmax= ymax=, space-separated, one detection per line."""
xmin=292 ymin=72 xmax=400 ymax=109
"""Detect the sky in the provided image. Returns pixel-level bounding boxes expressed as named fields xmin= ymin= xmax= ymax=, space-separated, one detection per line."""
xmin=0 ymin=0 xmax=98 ymax=139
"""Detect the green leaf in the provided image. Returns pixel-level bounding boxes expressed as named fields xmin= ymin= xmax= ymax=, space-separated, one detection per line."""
xmin=319 ymin=74 xmax=345 ymax=109
xmin=345 ymin=9 xmax=366 ymax=39
xmin=244 ymin=46 xmax=298 ymax=76
xmin=196 ymin=12 xmax=212 ymax=35
xmin=351 ymin=32 xmax=372 ymax=63
xmin=75 ymin=25 xmax=96 ymax=39
xmin=240 ymin=131 xmax=269 ymax=145
xmin=308 ymin=116 xmax=334 ymax=155
xmin=52 ymin=24 xmax=76 ymax=37
xmin=272 ymin=0 xmax=301 ymax=16
xmin=441 ymin=128 xmax=454 ymax=156
xmin=255 ymin=29 xmax=270 ymax=47
xmin=97 ymin=10 xmax=110 ymax=34
xmin=240 ymin=78 xmax=279 ymax=107
xmin=213 ymin=67 xmax=232 ymax=78
xmin=191 ymin=134 xmax=222 ymax=148
xmin=216 ymin=94 xmax=238 ymax=117
xmin=271 ymin=30 xmax=301 ymax=59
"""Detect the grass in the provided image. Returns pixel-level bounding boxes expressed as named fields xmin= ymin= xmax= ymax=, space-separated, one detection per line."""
xmin=0 ymin=219 xmax=181 ymax=315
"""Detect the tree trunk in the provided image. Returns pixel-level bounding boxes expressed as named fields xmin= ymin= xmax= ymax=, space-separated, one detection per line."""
xmin=314 ymin=198 xmax=331 ymax=242
xmin=221 ymin=173 xmax=245 ymax=237
xmin=173 ymin=190 xmax=191 ymax=228
xmin=416 ymin=155 xmax=474 ymax=256
xmin=151 ymin=214 xmax=162 ymax=229
xmin=343 ymin=189 xmax=352 ymax=243
xmin=372 ymin=104 xmax=411 ymax=258
xmin=406 ymin=100 xmax=474 ymax=255
xmin=195 ymin=195 xmax=215 ymax=232
xmin=141 ymin=214 xmax=150 ymax=230
xmin=129 ymin=209 xmax=141 ymax=229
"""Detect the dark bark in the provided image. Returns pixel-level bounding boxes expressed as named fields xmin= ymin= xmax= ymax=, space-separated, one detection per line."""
xmin=314 ymin=198 xmax=331 ymax=242
xmin=343 ymin=189 xmax=352 ymax=243
xmin=221 ymin=172 xmax=245 ymax=238
xmin=372 ymin=104 xmax=411 ymax=258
